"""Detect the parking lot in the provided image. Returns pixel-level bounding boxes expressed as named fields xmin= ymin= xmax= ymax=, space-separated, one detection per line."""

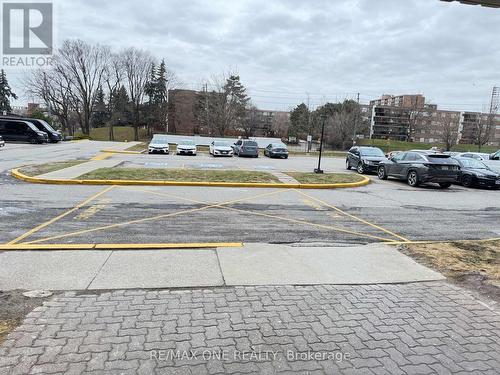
xmin=1 ymin=141 xmax=500 ymax=247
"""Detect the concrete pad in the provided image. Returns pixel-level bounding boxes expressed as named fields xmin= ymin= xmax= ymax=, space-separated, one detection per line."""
xmin=37 ymin=158 xmax=123 ymax=179
xmin=88 ymin=250 xmax=223 ymax=289
xmin=218 ymin=243 xmax=445 ymax=285
xmin=0 ymin=251 xmax=111 ymax=290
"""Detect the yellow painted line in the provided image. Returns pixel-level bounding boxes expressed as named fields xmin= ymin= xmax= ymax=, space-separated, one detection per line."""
xmin=293 ymin=189 xmax=411 ymax=242
xmin=94 ymin=242 xmax=242 ymax=249
xmin=100 ymin=149 xmax=143 ymax=154
xmin=7 ymin=185 xmax=116 ymax=245
xmin=0 ymin=243 xmax=242 ymax=251
xmin=0 ymin=244 xmax=96 ymax=250
xmin=25 ymin=189 xmax=290 ymax=244
xmin=11 ymin=169 xmax=370 ymax=189
xmin=91 ymin=152 xmax=113 ymax=161
xmin=129 ymin=187 xmax=393 ymax=242
xmin=220 ymin=205 xmax=395 ymax=243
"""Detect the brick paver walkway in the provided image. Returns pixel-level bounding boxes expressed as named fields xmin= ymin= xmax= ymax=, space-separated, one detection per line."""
xmin=0 ymin=282 xmax=499 ymax=374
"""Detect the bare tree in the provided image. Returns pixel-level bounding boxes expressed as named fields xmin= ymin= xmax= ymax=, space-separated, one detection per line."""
xmin=441 ymin=116 xmax=459 ymax=151
xmin=103 ymin=53 xmax=124 ymax=141
xmin=475 ymin=114 xmax=494 ymax=151
xmin=25 ymin=68 xmax=74 ymax=135
xmin=271 ymin=112 xmax=290 ymax=138
xmin=56 ymin=40 xmax=110 ymax=135
xmin=120 ymin=48 xmax=155 ymax=141
xmin=195 ymin=73 xmax=249 ymax=136
xmin=241 ymin=105 xmax=262 ymax=138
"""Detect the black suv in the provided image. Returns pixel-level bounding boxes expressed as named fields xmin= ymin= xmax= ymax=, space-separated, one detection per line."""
xmin=346 ymin=146 xmax=386 ymax=174
xmin=1 ymin=116 xmax=62 ymax=142
xmin=0 ymin=119 xmax=49 ymax=143
xmin=377 ymin=151 xmax=459 ymax=188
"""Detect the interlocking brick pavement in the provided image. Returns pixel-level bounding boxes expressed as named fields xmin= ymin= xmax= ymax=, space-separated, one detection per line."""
xmin=0 ymin=282 xmax=499 ymax=374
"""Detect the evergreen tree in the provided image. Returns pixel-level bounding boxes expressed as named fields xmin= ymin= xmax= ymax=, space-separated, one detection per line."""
xmin=109 ymin=85 xmax=131 ymax=126
xmin=289 ymin=103 xmax=309 ymax=139
xmin=0 ymin=69 xmax=18 ymax=113
xmin=91 ymin=86 xmax=108 ymax=128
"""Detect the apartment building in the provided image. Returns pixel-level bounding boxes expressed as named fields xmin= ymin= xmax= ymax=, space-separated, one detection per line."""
xmin=370 ymin=94 xmax=425 ymax=109
xmin=367 ymin=94 xmax=500 ymax=147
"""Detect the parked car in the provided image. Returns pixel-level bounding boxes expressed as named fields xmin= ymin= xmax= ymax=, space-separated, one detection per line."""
xmin=453 ymin=157 xmax=500 ymax=189
xmin=456 ymin=152 xmax=491 ymax=161
xmin=377 ymin=151 xmax=460 ymax=188
xmin=148 ymin=137 xmax=169 ymax=154
xmin=209 ymin=141 xmax=233 ymax=157
xmin=346 ymin=146 xmax=386 ymax=174
xmin=490 ymin=150 xmax=500 ymax=160
xmin=0 ymin=135 xmax=4 ymax=148
xmin=264 ymin=143 xmax=289 ymax=159
xmin=0 ymin=119 xmax=48 ymax=143
xmin=176 ymin=140 xmax=197 ymax=155
xmin=1 ymin=116 xmax=62 ymax=142
xmin=27 ymin=119 xmax=62 ymax=143
xmin=232 ymin=139 xmax=259 ymax=157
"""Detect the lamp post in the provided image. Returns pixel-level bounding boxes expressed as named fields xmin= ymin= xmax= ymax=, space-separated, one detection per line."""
xmin=314 ymin=114 xmax=327 ymax=174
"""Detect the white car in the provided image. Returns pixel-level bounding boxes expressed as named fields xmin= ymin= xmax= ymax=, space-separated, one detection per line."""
xmin=176 ymin=140 xmax=197 ymax=155
xmin=148 ymin=137 xmax=169 ymax=154
xmin=0 ymin=135 xmax=5 ymax=148
xmin=210 ymin=140 xmax=233 ymax=157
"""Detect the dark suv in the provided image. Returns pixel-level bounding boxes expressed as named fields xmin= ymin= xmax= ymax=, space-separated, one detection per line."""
xmin=377 ymin=151 xmax=459 ymax=188
xmin=346 ymin=146 xmax=386 ymax=174
xmin=0 ymin=119 xmax=49 ymax=144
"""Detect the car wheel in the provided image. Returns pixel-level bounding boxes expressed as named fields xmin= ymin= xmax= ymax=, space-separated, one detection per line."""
xmin=377 ymin=166 xmax=388 ymax=180
xmin=407 ymin=170 xmax=419 ymax=187
xmin=356 ymin=163 xmax=364 ymax=174
xmin=346 ymin=160 xmax=351 ymax=170
xmin=439 ymin=182 xmax=452 ymax=189
xmin=461 ymin=174 xmax=473 ymax=188
xmin=29 ymin=138 xmax=37 ymax=144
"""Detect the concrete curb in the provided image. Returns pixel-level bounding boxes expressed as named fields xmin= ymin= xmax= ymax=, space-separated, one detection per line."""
xmin=11 ymin=168 xmax=371 ymax=189
xmin=0 ymin=242 xmax=243 ymax=251
xmin=100 ymin=149 xmax=144 ymax=154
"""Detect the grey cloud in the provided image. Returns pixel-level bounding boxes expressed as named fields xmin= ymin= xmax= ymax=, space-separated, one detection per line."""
xmin=13 ymin=0 xmax=500 ymax=111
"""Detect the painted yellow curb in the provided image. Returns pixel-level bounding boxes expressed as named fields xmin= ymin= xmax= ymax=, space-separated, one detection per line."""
xmin=11 ymin=169 xmax=370 ymax=189
xmin=0 ymin=242 xmax=243 ymax=251
xmin=100 ymin=149 xmax=144 ymax=154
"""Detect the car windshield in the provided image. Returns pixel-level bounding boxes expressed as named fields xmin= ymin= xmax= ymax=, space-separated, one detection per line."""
xmin=214 ymin=141 xmax=230 ymax=147
xmin=360 ymin=148 xmax=384 ymax=157
xmin=272 ymin=144 xmax=287 ymax=148
xmin=179 ymin=140 xmax=194 ymax=145
xmin=37 ymin=120 xmax=56 ymax=132
xmin=244 ymin=141 xmax=257 ymax=146
xmin=459 ymin=158 xmax=488 ymax=169
xmin=150 ymin=138 xmax=166 ymax=144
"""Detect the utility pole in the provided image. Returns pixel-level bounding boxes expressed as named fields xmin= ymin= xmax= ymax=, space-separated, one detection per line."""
xmin=314 ymin=114 xmax=327 ymax=174
xmin=306 ymin=92 xmax=311 ymax=153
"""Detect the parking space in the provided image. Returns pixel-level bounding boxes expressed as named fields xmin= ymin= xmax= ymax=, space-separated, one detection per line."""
xmin=1 ymin=141 xmax=500 ymax=248
xmin=2 ymin=179 xmax=499 ymax=247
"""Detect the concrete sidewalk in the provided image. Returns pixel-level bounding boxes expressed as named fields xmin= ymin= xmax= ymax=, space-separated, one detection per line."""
xmin=0 ymin=243 xmax=443 ymax=291
xmin=35 ymin=142 xmax=140 ymax=179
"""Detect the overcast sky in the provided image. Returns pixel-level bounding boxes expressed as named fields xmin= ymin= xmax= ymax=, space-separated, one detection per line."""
xmin=8 ymin=0 xmax=500 ymax=112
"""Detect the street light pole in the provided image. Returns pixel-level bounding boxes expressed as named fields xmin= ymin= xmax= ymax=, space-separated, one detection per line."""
xmin=314 ymin=114 xmax=327 ymax=174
